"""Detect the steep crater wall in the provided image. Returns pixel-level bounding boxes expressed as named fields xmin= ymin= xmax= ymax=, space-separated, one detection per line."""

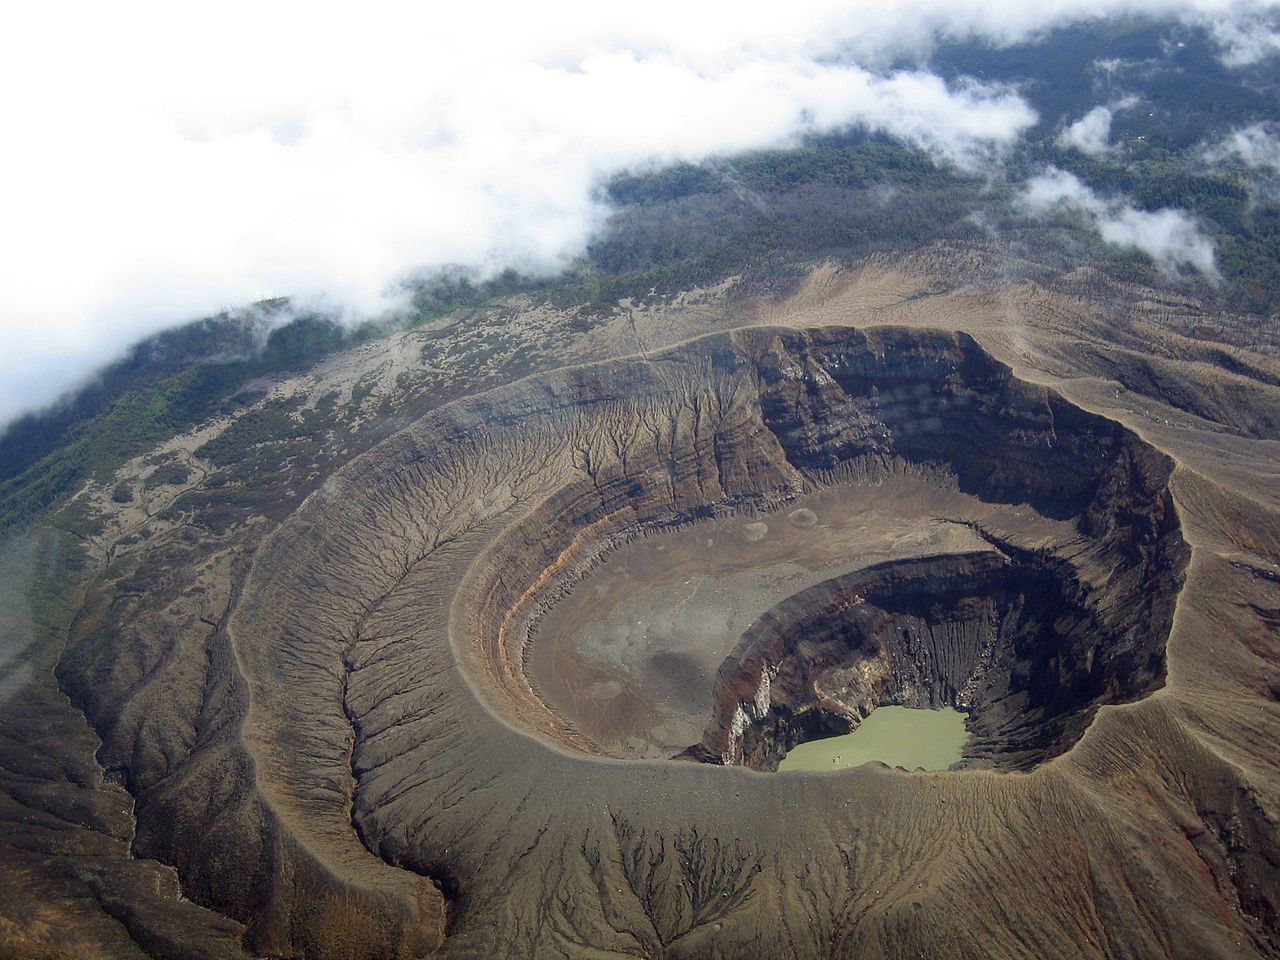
xmin=686 ymin=546 xmax=1168 ymax=772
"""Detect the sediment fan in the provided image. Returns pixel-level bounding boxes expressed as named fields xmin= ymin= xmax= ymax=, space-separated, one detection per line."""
xmin=96 ymin=321 xmax=1263 ymax=959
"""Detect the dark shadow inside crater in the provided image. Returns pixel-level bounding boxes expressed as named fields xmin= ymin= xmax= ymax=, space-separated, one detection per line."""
xmin=692 ymin=328 xmax=1191 ymax=772
xmin=685 ymin=542 xmax=1171 ymax=772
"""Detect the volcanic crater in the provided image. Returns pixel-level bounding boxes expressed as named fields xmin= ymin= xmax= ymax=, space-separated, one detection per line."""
xmin=148 ymin=321 xmax=1216 ymax=958
xmin=457 ymin=325 xmax=1188 ymax=775
xmin=36 ymin=306 xmax=1280 ymax=960
xmin=23 ymin=244 xmax=1280 ymax=960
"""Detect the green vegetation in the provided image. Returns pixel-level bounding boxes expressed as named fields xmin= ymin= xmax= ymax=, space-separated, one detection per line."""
xmin=930 ymin=18 xmax=1279 ymax=151
xmin=146 ymin=462 xmax=191 ymax=487
xmin=194 ymin=398 xmax=308 ymax=466
xmin=1032 ymin=144 xmax=1280 ymax=312
xmin=0 ymin=275 xmax=546 ymax=534
xmin=1 ymin=529 xmax=90 ymax=689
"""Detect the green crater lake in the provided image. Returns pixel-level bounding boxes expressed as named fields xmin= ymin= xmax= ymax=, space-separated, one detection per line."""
xmin=778 ymin=706 xmax=969 ymax=772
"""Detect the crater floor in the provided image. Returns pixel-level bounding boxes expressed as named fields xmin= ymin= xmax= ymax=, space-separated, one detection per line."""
xmin=528 ymin=478 xmax=1068 ymax=762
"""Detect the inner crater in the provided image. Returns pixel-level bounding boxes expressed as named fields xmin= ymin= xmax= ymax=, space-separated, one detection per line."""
xmin=461 ymin=326 xmax=1189 ymax=773
xmin=527 ymin=479 xmax=1067 ymax=763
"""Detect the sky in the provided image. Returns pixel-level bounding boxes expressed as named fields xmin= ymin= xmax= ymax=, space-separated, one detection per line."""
xmin=1 ymin=0 xmax=1277 ymax=427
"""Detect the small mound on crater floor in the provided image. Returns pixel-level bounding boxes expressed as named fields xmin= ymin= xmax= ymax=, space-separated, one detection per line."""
xmin=789 ymin=508 xmax=819 ymax=526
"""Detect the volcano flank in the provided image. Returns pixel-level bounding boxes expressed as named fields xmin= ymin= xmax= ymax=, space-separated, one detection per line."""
xmin=10 ymin=259 xmax=1280 ymax=960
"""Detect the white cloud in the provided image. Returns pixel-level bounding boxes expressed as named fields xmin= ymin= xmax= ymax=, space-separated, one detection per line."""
xmin=1021 ymin=168 xmax=1219 ymax=276
xmin=1058 ymin=96 xmax=1139 ymax=155
xmin=1199 ymin=6 xmax=1280 ymax=64
xmin=1205 ymin=122 xmax=1280 ymax=170
xmin=0 ymin=0 xmax=1273 ymax=426
xmin=1061 ymin=106 xmax=1119 ymax=155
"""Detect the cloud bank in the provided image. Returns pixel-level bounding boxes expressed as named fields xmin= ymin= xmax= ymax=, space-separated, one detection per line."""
xmin=1201 ymin=3 xmax=1280 ymax=63
xmin=0 ymin=0 xmax=1274 ymax=426
xmin=1021 ymin=168 xmax=1219 ymax=276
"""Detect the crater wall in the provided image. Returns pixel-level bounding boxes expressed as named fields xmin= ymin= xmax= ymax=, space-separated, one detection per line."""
xmin=455 ymin=326 xmax=1187 ymax=771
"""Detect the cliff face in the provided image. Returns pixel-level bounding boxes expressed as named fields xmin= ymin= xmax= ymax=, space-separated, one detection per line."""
xmin=44 ymin=321 xmax=1280 ymax=960
xmin=663 ymin=327 xmax=1188 ymax=771
xmin=689 ymin=546 xmax=1174 ymax=771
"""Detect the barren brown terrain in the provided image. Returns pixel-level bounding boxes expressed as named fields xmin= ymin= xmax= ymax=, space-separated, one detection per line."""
xmin=2 ymin=247 xmax=1279 ymax=959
